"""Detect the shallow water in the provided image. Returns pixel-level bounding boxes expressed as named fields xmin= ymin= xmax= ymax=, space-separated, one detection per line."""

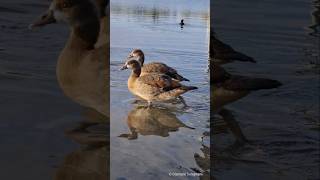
xmin=212 ymin=0 xmax=319 ymax=179
xmin=0 ymin=0 xmax=107 ymax=179
xmin=110 ymin=0 xmax=210 ymax=179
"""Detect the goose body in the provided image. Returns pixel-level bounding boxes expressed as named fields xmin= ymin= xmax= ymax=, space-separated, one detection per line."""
xmin=125 ymin=49 xmax=189 ymax=81
xmin=30 ymin=0 xmax=109 ymax=118
xmin=121 ymin=60 xmax=197 ymax=105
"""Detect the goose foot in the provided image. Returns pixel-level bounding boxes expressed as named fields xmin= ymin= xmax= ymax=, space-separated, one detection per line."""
xmin=178 ymin=96 xmax=190 ymax=108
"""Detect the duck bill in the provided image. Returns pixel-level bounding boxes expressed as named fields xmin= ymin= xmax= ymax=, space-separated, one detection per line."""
xmin=119 ymin=65 xmax=128 ymax=70
xmin=29 ymin=10 xmax=56 ymax=30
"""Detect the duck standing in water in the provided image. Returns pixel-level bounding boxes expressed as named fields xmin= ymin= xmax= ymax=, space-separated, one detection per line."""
xmin=179 ymin=19 xmax=185 ymax=27
xmin=30 ymin=0 xmax=109 ymax=118
xmin=121 ymin=59 xmax=197 ymax=107
xmin=125 ymin=49 xmax=189 ymax=81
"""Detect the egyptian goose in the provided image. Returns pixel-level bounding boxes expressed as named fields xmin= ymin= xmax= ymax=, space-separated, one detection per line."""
xmin=211 ymin=36 xmax=256 ymax=65
xmin=30 ymin=0 xmax=109 ymax=118
xmin=212 ymin=64 xmax=281 ymax=111
xmin=120 ymin=59 xmax=197 ymax=106
xmin=125 ymin=49 xmax=190 ymax=81
xmin=94 ymin=0 xmax=109 ymax=48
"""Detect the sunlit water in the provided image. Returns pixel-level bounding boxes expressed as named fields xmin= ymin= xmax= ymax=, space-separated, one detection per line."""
xmin=110 ymin=0 xmax=210 ymax=179
xmin=213 ymin=0 xmax=319 ymax=179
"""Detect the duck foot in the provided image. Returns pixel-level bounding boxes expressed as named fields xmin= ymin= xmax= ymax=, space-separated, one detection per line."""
xmin=218 ymin=108 xmax=248 ymax=143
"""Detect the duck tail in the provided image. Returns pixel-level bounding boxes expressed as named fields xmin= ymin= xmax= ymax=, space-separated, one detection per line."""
xmin=171 ymin=73 xmax=190 ymax=81
xmin=235 ymin=52 xmax=257 ymax=63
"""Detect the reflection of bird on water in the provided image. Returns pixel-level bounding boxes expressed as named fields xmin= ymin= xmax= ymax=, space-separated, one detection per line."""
xmin=193 ymin=145 xmax=210 ymax=180
xmin=119 ymin=106 xmax=194 ymax=140
xmin=121 ymin=59 xmax=197 ymax=107
xmin=123 ymin=49 xmax=190 ymax=81
xmin=30 ymin=0 xmax=110 ymax=118
xmin=309 ymin=0 xmax=320 ymax=35
xmin=211 ymin=64 xmax=282 ymax=112
xmin=56 ymin=107 xmax=109 ymax=180
xmin=210 ymin=36 xmax=256 ymax=65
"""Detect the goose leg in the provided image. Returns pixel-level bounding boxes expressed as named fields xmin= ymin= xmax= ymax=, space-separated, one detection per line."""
xmin=178 ymin=96 xmax=189 ymax=107
xmin=218 ymin=108 xmax=248 ymax=144
xmin=147 ymin=101 xmax=153 ymax=108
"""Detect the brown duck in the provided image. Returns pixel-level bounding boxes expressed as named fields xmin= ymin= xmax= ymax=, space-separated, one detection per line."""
xmin=121 ymin=59 xmax=197 ymax=106
xmin=125 ymin=49 xmax=190 ymax=81
xmin=30 ymin=0 xmax=109 ymax=118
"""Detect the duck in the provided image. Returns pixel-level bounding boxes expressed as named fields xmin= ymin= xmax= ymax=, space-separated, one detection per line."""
xmin=30 ymin=0 xmax=109 ymax=118
xmin=125 ymin=49 xmax=190 ymax=81
xmin=179 ymin=19 xmax=185 ymax=26
xmin=211 ymin=64 xmax=282 ymax=111
xmin=120 ymin=59 xmax=197 ymax=106
xmin=210 ymin=36 xmax=256 ymax=65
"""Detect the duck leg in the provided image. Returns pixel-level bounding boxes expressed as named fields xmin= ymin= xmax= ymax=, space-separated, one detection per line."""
xmin=178 ymin=96 xmax=189 ymax=108
xmin=218 ymin=108 xmax=248 ymax=144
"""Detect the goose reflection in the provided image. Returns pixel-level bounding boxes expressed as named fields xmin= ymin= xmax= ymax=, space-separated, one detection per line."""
xmin=309 ymin=0 xmax=320 ymax=35
xmin=119 ymin=106 xmax=194 ymax=140
xmin=193 ymin=145 xmax=210 ymax=180
xmin=210 ymin=36 xmax=256 ymax=65
xmin=55 ymin=108 xmax=109 ymax=180
xmin=211 ymin=64 xmax=282 ymax=112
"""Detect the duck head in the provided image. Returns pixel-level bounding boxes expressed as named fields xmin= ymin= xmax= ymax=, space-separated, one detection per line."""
xmin=120 ymin=59 xmax=141 ymax=71
xmin=30 ymin=0 xmax=100 ymax=48
xmin=126 ymin=49 xmax=145 ymax=66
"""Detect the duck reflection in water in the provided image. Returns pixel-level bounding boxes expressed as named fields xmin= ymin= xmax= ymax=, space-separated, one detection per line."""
xmin=55 ymin=108 xmax=109 ymax=180
xmin=119 ymin=106 xmax=194 ymax=140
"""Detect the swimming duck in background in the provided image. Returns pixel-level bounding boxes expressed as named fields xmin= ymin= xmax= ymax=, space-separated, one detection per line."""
xmin=125 ymin=49 xmax=190 ymax=81
xmin=121 ymin=59 xmax=197 ymax=106
xmin=211 ymin=64 xmax=281 ymax=111
xmin=30 ymin=0 xmax=109 ymax=118
xmin=211 ymin=36 xmax=256 ymax=65
xmin=179 ymin=19 xmax=185 ymax=26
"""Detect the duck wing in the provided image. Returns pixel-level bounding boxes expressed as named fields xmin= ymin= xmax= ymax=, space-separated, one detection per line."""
xmin=143 ymin=62 xmax=189 ymax=81
xmin=138 ymin=73 xmax=181 ymax=91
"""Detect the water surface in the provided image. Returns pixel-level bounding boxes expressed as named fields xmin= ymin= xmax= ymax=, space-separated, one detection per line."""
xmin=110 ymin=0 xmax=210 ymax=179
xmin=212 ymin=0 xmax=319 ymax=179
